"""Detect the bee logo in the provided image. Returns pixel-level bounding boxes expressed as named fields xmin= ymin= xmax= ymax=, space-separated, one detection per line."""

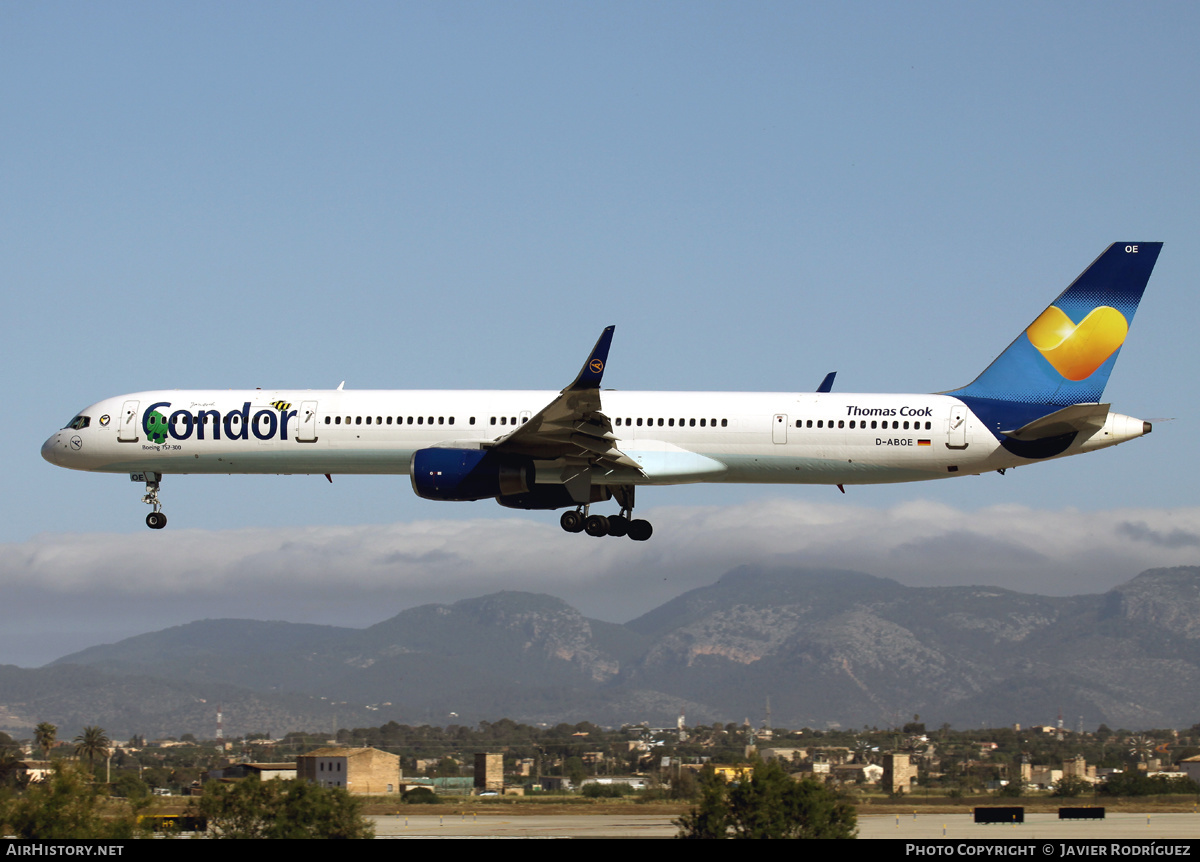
xmin=270 ymin=400 xmax=292 ymax=411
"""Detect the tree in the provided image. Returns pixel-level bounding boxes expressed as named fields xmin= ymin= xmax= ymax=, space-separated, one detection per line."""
xmin=34 ymin=722 xmax=57 ymax=760
xmin=1051 ymin=776 xmax=1092 ymax=798
xmin=676 ymin=759 xmax=857 ymax=839
xmin=2 ymin=761 xmax=138 ymax=839
xmin=0 ymin=747 xmax=24 ymax=788
xmin=73 ymin=726 xmax=110 ymax=769
xmin=194 ymin=777 xmax=374 ymax=839
xmin=997 ymin=777 xmax=1026 ymax=798
xmin=564 ymin=756 xmax=587 ymax=788
xmin=674 ymin=766 xmax=730 ymax=838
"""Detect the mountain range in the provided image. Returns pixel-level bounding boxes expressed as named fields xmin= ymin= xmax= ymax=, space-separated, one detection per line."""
xmin=2 ymin=565 xmax=1199 ymax=738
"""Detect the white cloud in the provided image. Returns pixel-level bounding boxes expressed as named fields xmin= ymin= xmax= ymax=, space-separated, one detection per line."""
xmin=4 ymin=500 xmax=1199 ymax=667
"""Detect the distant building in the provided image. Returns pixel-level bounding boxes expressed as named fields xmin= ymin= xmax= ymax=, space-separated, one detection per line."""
xmin=474 ymin=753 xmax=503 ymax=792
xmin=1029 ymin=766 xmax=1063 ymax=789
xmin=1061 ymin=755 xmax=1096 ymax=784
xmin=16 ymin=761 xmax=52 ymax=784
xmin=297 ymin=747 xmax=401 ymax=795
xmin=581 ymin=776 xmax=649 ymax=790
xmin=207 ymin=762 xmax=296 ymax=782
xmin=1178 ymin=755 xmax=1200 ymax=783
xmin=759 ymin=748 xmax=805 ymax=764
xmin=882 ymin=753 xmax=918 ymax=794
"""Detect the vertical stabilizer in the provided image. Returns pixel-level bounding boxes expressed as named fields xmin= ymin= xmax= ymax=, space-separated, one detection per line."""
xmin=949 ymin=243 xmax=1161 ymax=407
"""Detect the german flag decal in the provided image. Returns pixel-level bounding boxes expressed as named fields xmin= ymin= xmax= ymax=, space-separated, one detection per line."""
xmin=917 ymin=439 xmax=931 ymax=447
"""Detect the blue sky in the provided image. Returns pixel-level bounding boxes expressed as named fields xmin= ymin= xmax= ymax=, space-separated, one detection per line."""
xmin=3 ymin=2 xmax=1199 ymax=668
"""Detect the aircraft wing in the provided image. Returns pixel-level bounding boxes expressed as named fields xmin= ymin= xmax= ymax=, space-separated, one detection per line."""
xmin=483 ymin=326 xmax=644 ymax=473
xmin=1001 ymin=402 xmax=1110 ymax=440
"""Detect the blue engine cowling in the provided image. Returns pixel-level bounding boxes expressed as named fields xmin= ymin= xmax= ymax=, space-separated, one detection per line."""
xmin=410 ymin=448 xmax=532 ymax=501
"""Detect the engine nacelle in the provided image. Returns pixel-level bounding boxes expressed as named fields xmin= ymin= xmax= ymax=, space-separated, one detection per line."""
xmin=410 ymin=448 xmax=532 ymax=502
xmin=497 ymin=484 xmax=612 ymax=511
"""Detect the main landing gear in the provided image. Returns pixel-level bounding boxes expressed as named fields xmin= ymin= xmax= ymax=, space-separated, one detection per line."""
xmin=141 ymin=473 xmax=167 ymax=530
xmin=559 ymin=486 xmax=652 ymax=541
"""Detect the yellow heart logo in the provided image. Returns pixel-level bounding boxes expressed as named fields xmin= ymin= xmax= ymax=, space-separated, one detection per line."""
xmin=1025 ymin=305 xmax=1128 ymax=381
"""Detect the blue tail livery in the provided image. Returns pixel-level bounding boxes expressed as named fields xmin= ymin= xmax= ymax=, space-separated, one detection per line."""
xmin=947 ymin=242 xmax=1162 ymax=444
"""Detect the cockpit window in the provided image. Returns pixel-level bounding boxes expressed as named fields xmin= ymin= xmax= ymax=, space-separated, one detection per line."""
xmin=63 ymin=415 xmax=91 ymax=430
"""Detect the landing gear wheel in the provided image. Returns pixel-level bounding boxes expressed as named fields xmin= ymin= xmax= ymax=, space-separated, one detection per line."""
xmin=560 ymin=510 xmax=585 ymax=533
xmin=584 ymin=514 xmax=610 ymax=537
xmin=627 ymin=519 xmax=653 ymax=541
xmin=140 ymin=473 xmax=166 ymax=529
xmin=606 ymin=515 xmax=628 ymax=537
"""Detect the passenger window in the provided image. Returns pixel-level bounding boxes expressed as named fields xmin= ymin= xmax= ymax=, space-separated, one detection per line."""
xmin=817 ymin=420 xmax=823 ymax=428
xmin=838 ymin=420 xmax=844 ymax=429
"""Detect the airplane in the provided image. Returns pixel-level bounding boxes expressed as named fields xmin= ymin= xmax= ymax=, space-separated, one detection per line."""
xmin=42 ymin=242 xmax=1162 ymax=541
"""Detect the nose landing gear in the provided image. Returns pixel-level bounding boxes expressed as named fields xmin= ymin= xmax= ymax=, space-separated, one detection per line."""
xmin=138 ymin=472 xmax=167 ymax=530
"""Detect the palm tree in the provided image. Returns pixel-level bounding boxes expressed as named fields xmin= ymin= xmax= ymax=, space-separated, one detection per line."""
xmin=34 ymin=722 xmax=57 ymax=760
xmin=73 ymin=726 xmax=110 ymax=768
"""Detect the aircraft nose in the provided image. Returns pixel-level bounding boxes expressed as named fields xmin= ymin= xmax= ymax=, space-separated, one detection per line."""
xmin=41 ymin=432 xmax=65 ymax=466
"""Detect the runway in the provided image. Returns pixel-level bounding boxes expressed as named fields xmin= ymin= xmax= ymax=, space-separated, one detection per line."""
xmin=370 ymin=810 xmax=1200 ymax=839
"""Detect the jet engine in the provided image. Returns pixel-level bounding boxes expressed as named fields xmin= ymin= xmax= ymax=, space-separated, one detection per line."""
xmin=410 ymin=448 xmax=532 ymax=501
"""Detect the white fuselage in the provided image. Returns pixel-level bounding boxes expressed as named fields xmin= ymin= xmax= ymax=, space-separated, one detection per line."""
xmin=41 ymin=388 xmax=1147 ymax=487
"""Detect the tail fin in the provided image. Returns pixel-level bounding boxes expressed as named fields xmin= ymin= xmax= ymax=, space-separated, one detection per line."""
xmin=948 ymin=242 xmax=1162 ymax=409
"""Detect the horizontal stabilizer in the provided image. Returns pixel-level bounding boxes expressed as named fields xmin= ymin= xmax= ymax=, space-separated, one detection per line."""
xmin=1001 ymin=402 xmax=1109 ymax=440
